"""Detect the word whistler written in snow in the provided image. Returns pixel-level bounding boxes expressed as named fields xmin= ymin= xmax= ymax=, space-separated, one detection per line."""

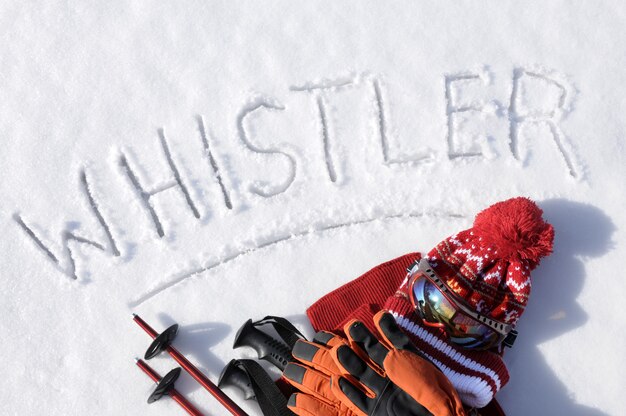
xmin=14 ymin=68 xmax=581 ymax=281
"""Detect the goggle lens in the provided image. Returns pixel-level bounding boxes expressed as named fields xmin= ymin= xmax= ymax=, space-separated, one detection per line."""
xmin=411 ymin=272 xmax=502 ymax=350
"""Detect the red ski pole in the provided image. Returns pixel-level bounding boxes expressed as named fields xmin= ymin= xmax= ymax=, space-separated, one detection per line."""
xmin=133 ymin=314 xmax=249 ymax=416
xmin=135 ymin=359 xmax=205 ymax=416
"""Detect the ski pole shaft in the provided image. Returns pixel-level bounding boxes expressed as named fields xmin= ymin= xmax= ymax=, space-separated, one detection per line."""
xmin=133 ymin=314 xmax=249 ymax=416
xmin=136 ymin=359 xmax=205 ymax=416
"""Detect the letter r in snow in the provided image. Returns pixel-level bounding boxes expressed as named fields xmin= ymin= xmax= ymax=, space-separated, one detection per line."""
xmin=508 ymin=68 xmax=580 ymax=178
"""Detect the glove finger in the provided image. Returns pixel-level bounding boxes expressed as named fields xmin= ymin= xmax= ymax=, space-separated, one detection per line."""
xmin=344 ymin=320 xmax=389 ymax=369
xmin=383 ymin=350 xmax=466 ymax=416
xmin=374 ymin=311 xmax=419 ymax=353
xmin=283 ymin=363 xmax=335 ymax=404
xmin=292 ymin=339 xmax=342 ymax=375
xmin=287 ymin=392 xmax=340 ymax=416
xmin=333 ymin=345 xmax=388 ymax=397
xmin=330 ymin=375 xmax=371 ymax=416
xmin=313 ymin=331 xmax=346 ymax=348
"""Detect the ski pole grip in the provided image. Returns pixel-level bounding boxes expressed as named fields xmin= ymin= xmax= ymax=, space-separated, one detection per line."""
xmin=219 ymin=359 xmax=256 ymax=400
xmin=233 ymin=319 xmax=292 ymax=371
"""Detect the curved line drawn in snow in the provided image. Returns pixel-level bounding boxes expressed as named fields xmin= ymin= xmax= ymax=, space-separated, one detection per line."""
xmin=129 ymin=210 xmax=465 ymax=307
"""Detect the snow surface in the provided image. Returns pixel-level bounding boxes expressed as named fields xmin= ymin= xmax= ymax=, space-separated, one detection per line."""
xmin=1 ymin=1 xmax=624 ymax=415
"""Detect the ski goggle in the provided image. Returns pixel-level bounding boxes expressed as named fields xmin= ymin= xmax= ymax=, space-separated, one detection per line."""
xmin=407 ymin=259 xmax=516 ymax=350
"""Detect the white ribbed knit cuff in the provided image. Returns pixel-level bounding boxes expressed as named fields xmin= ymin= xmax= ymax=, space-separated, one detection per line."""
xmin=389 ymin=310 xmax=498 ymax=408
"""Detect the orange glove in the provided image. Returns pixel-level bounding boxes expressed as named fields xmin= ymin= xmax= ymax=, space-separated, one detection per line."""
xmin=283 ymin=330 xmax=358 ymax=416
xmin=284 ymin=311 xmax=466 ymax=416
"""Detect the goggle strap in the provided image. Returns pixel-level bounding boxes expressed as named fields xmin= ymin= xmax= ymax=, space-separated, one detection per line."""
xmin=406 ymin=260 xmax=420 ymax=273
xmin=503 ymin=329 xmax=518 ymax=348
xmin=475 ymin=314 xmax=509 ymax=334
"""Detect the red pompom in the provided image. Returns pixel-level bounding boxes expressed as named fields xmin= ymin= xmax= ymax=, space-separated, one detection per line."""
xmin=472 ymin=197 xmax=554 ymax=268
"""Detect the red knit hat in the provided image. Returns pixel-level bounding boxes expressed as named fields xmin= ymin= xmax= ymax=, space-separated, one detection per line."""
xmin=426 ymin=197 xmax=554 ymax=326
